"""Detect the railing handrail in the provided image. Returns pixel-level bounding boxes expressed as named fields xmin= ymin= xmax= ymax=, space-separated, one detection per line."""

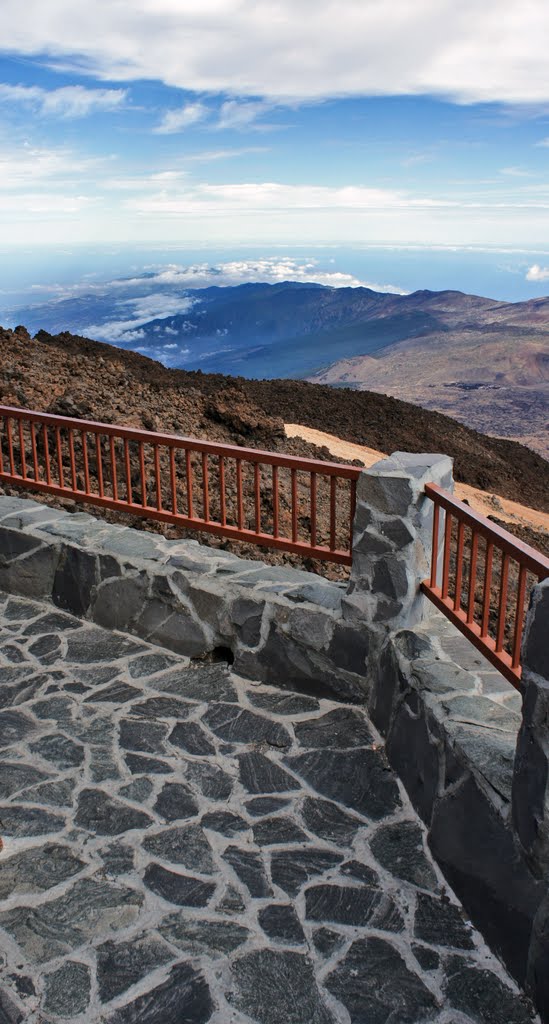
xmin=424 ymin=482 xmax=549 ymax=578
xmin=0 ymin=404 xmax=361 ymax=481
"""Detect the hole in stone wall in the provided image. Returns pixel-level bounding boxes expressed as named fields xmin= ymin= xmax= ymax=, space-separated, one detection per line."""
xmin=192 ymin=645 xmax=235 ymax=666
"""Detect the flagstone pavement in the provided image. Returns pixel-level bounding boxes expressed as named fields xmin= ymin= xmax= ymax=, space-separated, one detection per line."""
xmin=0 ymin=590 xmax=537 ymax=1024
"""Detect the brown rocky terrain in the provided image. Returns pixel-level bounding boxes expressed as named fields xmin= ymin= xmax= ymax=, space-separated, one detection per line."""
xmin=1 ymin=324 xmax=548 ymax=581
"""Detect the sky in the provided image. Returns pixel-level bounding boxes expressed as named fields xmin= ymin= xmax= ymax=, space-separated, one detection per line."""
xmin=2 ymin=1 xmax=549 ymax=291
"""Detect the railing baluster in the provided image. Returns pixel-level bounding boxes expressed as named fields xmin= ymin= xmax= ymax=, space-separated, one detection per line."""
xmin=68 ymin=429 xmax=77 ymax=490
xmin=349 ymin=477 xmax=357 ymax=551
xmin=329 ymin=475 xmax=336 ymax=550
xmin=467 ymin=530 xmax=479 ymax=623
xmin=96 ymin=434 xmax=104 ymax=497
xmin=154 ymin=445 xmax=162 ymax=510
xmin=186 ymin=449 xmax=194 ymax=519
xmin=6 ymin=418 xmax=15 ymax=476
xmin=254 ymin=463 xmax=261 ymax=534
xmin=0 ymin=419 xmax=4 ymax=474
xmin=495 ymin=553 xmax=510 ymax=652
xmin=310 ymin=471 xmax=317 ymax=548
xmin=480 ymin=541 xmax=494 ymax=638
xmin=291 ymin=469 xmax=298 ymax=543
xmin=202 ymin=453 xmax=210 ymax=521
xmin=454 ymin=520 xmax=465 ymax=610
xmin=18 ymin=420 xmax=27 ymax=479
xmin=219 ymin=456 xmax=226 ymax=526
xmin=236 ymin=458 xmax=244 ymax=530
xmin=82 ymin=432 xmax=90 ymax=493
xmin=430 ymin=500 xmax=440 ymax=588
xmin=272 ymin=465 xmax=279 ymax=538
xmin=169 ymin=447 xmax=177 ymax=515
xmin=109 ymin=437 xmax=118 ymax=501
xmin=139 ymin=441 xmax=146 ymax=506
xmin=124 ymin=439 xmax=133 ymax=504
xmin=55 ymin=427 xmax=64 ymax=488
xmin=43 ymin=425 xmax=51 ymax=484
xmin=512 ymin=566 xmax=528 ymax=669
xmin=442 ymin=510 xmax=452 ymax=598
xmin=30 ymin=423 xmax=39 ymax=480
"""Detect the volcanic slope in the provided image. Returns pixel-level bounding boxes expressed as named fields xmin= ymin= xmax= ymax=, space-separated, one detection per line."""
xmin=1 ymin=325 xmax=548 ymax=568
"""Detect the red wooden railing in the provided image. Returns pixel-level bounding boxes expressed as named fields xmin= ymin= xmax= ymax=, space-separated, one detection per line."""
xmin=0 ymin=405 xmax=360 ymax=565
xmin=422 ymin=483 xmax=549 ymax=690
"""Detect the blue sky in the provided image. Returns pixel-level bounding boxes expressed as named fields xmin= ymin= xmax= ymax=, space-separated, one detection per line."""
xmin=2 ymin=2 xmax=549 ymax=288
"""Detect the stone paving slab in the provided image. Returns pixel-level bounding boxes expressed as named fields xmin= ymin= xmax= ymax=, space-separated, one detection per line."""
xmin=0 ymin=590 xmax=537 ymax=1024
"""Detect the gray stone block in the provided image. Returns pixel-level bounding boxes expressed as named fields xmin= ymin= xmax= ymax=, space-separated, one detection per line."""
xmin=430 ymin=773 xmax=544 ymax=984
xmin=53 ymin=544 xmax=97 ymax=616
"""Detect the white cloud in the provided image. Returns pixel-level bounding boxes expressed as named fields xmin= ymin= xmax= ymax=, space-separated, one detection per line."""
xmin=0 ymin=83 xmax=126 ymax=117
xmin=153 ymin=102 xmax=208 ymax=134
xmin=0 ymin=143 xmax=103 ymax=189
xmin=215 ymin=100 xmax=274 ymax=131
xmin=2 ymin=1 xmax=549 ymax=104
xmin=82 ymin=292 xmax=197 ymax=341
xmin=526 ymin=263 xmax=549 ymax=281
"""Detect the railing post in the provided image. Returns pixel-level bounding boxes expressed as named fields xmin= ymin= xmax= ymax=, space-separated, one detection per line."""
xmin=343 ymin=451 xmax=454 ymax=629
xmin=512 ymin=578 xmax=549 ymax=1016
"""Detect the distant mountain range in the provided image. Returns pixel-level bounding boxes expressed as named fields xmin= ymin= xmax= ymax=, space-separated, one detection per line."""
xmin=9 ymin=279 xmax=549 ymax=457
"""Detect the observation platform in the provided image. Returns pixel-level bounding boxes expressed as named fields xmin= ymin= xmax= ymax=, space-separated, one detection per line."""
xmin=0 ymin=591 xmax=535 ymax=1024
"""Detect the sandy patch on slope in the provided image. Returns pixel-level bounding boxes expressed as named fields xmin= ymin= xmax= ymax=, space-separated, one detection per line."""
xmin=284 ymin=423 xmax=549 ymax=536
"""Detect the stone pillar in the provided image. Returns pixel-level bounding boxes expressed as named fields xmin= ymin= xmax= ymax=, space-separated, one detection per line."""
xmin=343 ymin=451 xmax=454 ymax=630
xmin=512 ymin=579 xmax=549 ymax=1019
xmin=513 ymin=578 xmax=549 ymax=877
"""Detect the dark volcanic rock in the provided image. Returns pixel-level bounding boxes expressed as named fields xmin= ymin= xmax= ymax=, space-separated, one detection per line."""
xmin=245 ymin=796 xmax=290 ymax=816
xmin=253 ymin=816 xmax=308 ymax=846
xmin=75 ymin=789 xmax=153 ymax=835
xmin=325 ymin=936 xmax=438 ymax=1023
xmin=44 ymin=961 xmax=91 ymax=1017
xmin=0 ymin=710 xmax=36 ymax=747
xmin=159 ymin=915 xmax=250 ymax=956
xmin=305 ymin=884 xmax=403 ymax=932
xmin=125 ymin=753 xmax=172 ymax=775
xmin=84 ymin=681 xmax=141 ymax=704
xmin=230 ymin=948 xmax=334 ymax=1024
xmin=184 ymin=760 xmax=233 ymax=800
xmin=201 ymin=810 xmax=248 ymax=836
xmin=143 ymin=863 xmax=216 ymax=906
xmin=0 ymin=878 xmax=143 ymax=963
xmin=286 ymin=748 xmax=400 ymax=819
xmin=370 ymin=820 xmax=439 ymax=891
xmin=414 ymin=892 xmax=475 ymax=950
xmin=0 ymin=763 xmax=51 ymax=799
xmin=312 ymin=927 xmax=344 ymax=958
xmin=238 ymin=751 xmax=301 ymax=794
xmin=203 ymin=704 xmax=291 ymax=747
xmin=444 ymin=955 xmax=535 ymax=1023
xmin=0 ymin=843 xmax=85 ymax=899
xmin=301 ymin=796 xmax=361 ymax=844
xmin=270 ymin=849 xmax=343 ymax=897
xmin=153 ymin=663 xmax=237 ymax=702
xmin=247 ymin=690 xmax=320 ymax=715
xmin=294 ymin=707 xmax=372 ymax=749
xmin=119 ymin=718 xmax=168 ymax=754
xmin=223 ymin=845 xmax=272 ymax=898
xmin=129 ymin=695 xmax=193 ymax=719
xmin=106 ymin=962 xmax=213 ymax=1024
xmin=168 ymin=720 xmax=216 ymax=756
xmin=258 ymin=904 xmax=305 ymax=944
xmin=29 ymin=732 xmax=84 ymax=769
xmin=143 ymin=824 xmax=214 ymax=873
xmin=153 ymin=782 xmax=199 ymax=822
xmin=97 ymin=934 xmax=174 ymax=1002
xmin=0 ymin=805 xmax=65 ymax=837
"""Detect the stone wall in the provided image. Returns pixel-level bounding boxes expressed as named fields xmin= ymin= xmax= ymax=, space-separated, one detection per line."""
xmin=1 ymin=449 xmax=549 ymax=1020
xmin=0 ymin=495 xmax=370 ymax=704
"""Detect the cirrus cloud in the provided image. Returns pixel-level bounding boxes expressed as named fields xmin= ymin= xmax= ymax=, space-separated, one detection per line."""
xmin=0 ymin=82 xmax=127 ymax=117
